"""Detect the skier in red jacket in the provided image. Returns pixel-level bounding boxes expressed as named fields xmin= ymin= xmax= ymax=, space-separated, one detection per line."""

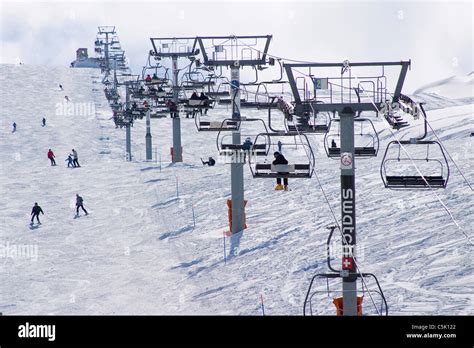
xmin=47 ymin=149 xmax=56 ymax=166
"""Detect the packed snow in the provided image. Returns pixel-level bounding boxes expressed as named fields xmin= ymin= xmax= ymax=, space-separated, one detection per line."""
xmin=0 ymin=64 xmax=472 ymax=315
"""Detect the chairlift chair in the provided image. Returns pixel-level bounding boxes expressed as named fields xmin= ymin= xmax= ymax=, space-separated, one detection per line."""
xmin=249 ymin=132 xmax=315 ymax=178
xmin=194 ymin=114 xmax=240 ymax=132
xmin=285 ymin=110 xmax=330 ymax=134
xmin=216 ymin=117 xmax=270 ymax=156
xmin=380 ymin=140 xmax=449 ymax=189
xmin=324 ymin=118 xmax=379 ymax=158
xmin=303 ymin=226 xmax=388 ymax=316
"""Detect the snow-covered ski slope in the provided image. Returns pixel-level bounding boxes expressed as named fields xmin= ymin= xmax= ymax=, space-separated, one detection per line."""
xmin=0 ymin=64 xmax=472 ymax=315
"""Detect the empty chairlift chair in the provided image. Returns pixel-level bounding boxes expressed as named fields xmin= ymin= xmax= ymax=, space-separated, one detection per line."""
xmin=195 ymin=114 xmax=240 ymax=132
xmin=249 ymin=133 xmax=315 ymax=179
xmin=380 ymin=140 xmax=449 ymax=189
xmin=324 ymin=118 xmax=379 ymax=158
xmin=286 ymin=111 xmax=330 ymax=134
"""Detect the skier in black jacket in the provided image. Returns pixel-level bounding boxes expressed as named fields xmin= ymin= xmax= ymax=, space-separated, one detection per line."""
xmin=75 ymin=194 xmax=88 ymax=216
xmin=31 ymin=203 xmax=44 ymax=223
xmin=272 ymin=151 xmax=289 ymax=191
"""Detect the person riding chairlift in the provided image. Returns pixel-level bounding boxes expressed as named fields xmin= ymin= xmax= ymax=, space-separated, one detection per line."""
xmin=190 ymin=92 xmax=199 ymax=100
xmin=273 ymin=151 xmax=289 ymax=191
xmin=152 ymin=73 xmax=159 ymax=80
xmin=145 ymin=74 xmax=152 ymax=83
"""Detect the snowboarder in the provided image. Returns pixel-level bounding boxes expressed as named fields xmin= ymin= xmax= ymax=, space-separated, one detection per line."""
xmin=47 ymin=149 xmax=56 ymax=166
xmin=75 ymin=194 xmax=88 ymax=216
xmin=201 ymin=157 xmax=216 ymax=166
xmin=42 ymin=117 xmax=46 ymax=127
xmin=30 ymin=202 xmax=44 ymax=224
xmin=273 ymin=151 xmax=289 ymax=191
xmin=65 ymin=154 xmax=74 ymax=167
xmin=12 ymin=122 xmax=16 ymax=133
xmin=71 ymin=149 xmax=80 ymax=167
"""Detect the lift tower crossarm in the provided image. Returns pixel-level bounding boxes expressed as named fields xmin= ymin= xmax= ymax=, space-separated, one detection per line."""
xmin=150 ymin=37 xmax=198 ymax=58
xmin=194 ymin=35 xmax=272 ymax=67
xmin=284 ymin=60 xmax=411 ymax=114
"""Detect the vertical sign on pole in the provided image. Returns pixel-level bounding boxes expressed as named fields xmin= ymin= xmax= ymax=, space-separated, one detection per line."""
xmin=340 ymin=106 xmax=357 ymax=316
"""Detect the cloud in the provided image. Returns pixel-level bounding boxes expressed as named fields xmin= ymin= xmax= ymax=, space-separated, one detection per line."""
xmin=1 ymin=0 xmax=472 ymax=92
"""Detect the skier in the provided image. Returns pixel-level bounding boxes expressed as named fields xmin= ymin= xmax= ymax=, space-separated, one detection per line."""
xmin=59 ymin=84 xmax=63 ymax=90
xmin=71 ymin=149 xmax=80 ymax=167
xmin=30 ymin=202 xmax=44 ymax=224
xmin=42 ymin=117 xmax=46 ymax=127
xmin=65 ymin=154 xmax=74 ymax=167
xmin=277 ymin=140 xmax=283 ymax=153
xmin=12 ymin=122 xmax=16 ymax=133
xmin=75 ymin=194 xmax=88 ymax=216
xmin=273 ymin=151 xmax=289 ymax=191
xmin=201 ymin=157 xmax=216 ymax=166
xmin=47 ymin=149 xmax=56 ymax=166
xmin=65 ymin=96 xmax=70 ymax=102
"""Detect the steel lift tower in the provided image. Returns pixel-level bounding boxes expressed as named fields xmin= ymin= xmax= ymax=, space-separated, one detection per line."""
xmin=194 ymin=35 xmax=273 ymax=236
xmin=288 ymin=61 xmax=410 ymax=315
xmin=96 ymin=26 xmax=117 ymax=77
xmin=149 ymin=37 xmax=198 ymax=163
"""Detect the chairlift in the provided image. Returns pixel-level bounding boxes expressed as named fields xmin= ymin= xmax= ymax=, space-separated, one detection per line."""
xmin=303 ymin=226 xmax=388 ymax=316
xmin=380 ymin=140 xmax=449 ymax=189
xmin=249 ymin=132 xmax=315 ymax=179
xmin=194 ymin=114 xmax=239 ymax=132
xmin=207 ymin=81 xmax=230 ymax=98
xmin=324 ymin=118 xmax=379 ymax=158
xmin=380 ymin=103 xmax=449 ymax=189
xmin=286 ymin=109 xmax=330 ymax=134
xmin=217 ymin=83 xmax=248 ymax=105
xmin=216 ymin=117 xmax=270 ymax=156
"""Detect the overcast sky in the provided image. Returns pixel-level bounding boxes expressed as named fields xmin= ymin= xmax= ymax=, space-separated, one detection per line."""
xmin=0 ymin=0 xmax=472 ymax=92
